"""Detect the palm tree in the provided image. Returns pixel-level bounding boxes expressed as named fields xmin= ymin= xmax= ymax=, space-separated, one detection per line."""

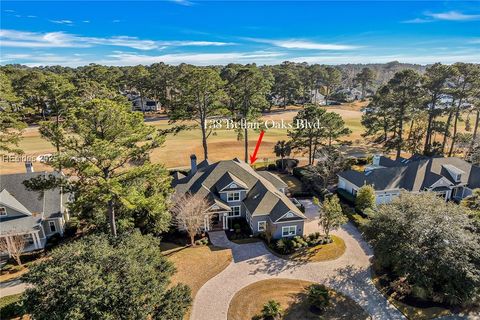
xmin=261 ymin=300 xmax=283 ymax=320
xmin=274 ymin=140 xmax=292 ymax=171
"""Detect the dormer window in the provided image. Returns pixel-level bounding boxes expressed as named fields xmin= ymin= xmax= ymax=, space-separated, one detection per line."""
xmin=230 ymin=183 xmax=237 ymax=188
xmin=455 ymin=174 xmax=461 ymax=182
xmin=227 ymin=192 xmax=240 ymax=202
xmin=0 ymin=207 xmax=6 ymax=216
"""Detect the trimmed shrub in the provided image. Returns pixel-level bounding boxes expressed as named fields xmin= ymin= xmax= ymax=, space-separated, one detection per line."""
xmin=65 ymin=217 xmax=80 ymax=237
xmin=261 ymin=300 xmax=283 ymax=320
xmin=337 ymin=188 xmax=355 ymax=204
xmin=267 ymin=163 xmax=277 ymax=171
xmin=0 ymin=293 xmax=24 ymax=319
xmin=307 ymin=284 xmax=330 ymax=312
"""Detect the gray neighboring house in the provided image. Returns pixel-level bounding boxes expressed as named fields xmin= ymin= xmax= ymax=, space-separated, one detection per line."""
xmin=172 ymin=156 xmax=307 ymax=239
xmin=0 ymin=170 xmax=69 ymax=253
xmin=337 ymin=154 xmax=480 ymax=205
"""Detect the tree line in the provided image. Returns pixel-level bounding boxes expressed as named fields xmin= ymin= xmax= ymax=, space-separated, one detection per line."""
xmin=362 ymin=62 xmax=480 ymax=159
xmin=0 ymin=62 xmax=374 ymax=162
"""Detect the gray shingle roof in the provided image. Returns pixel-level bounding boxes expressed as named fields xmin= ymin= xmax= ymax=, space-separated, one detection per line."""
xmin=214 ymin=172 xmax=248 ymax=192
xmin=256 ymin=171 xmax=288 ymax=190
xmin=173 ymin=158 xmax=305 ymax=221
xmin=0 ymin=172 xmax=66 ymax=235
xmin=0 ymin=215 xmax=43 ymax=235
xmin=338 ymin=156 xmax=480 ymax=191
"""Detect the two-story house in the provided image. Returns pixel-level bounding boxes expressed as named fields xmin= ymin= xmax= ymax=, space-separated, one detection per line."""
xmin=172 ymin=156 xmax=306 ymax=239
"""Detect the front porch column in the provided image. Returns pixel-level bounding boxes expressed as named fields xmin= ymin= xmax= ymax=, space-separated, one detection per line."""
xmin=32 ymin=232 xmax=40 ymax=249
xmin=223 ymin=214 xmax=228 ymax=230
xmin=204 ymin=216 xmax=209 ymax=232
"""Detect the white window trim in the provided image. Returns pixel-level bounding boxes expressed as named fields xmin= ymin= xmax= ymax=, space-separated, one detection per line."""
xmin=282 ymin=226 xmax=297 ymax=237
xmin=276 ymin=210 xmax=300 ymax=221
xmin=227 ymin=192 xmax=240 ymax=202
xmin=228 ymin=206 xmax=241 ymax=217
xmin=258 ymin=221 xmax=267 ymax=232
xmin=48 ymin=220 xmax=57 ymax=232
xmin=0 ymin=207 xmax=6 ymax=216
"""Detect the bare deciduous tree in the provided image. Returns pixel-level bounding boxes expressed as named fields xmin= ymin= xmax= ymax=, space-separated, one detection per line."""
xmin=0 ymin=234 xmax=28 ymax=265
xmin=171 ymin=193 xmax=212 ymax=246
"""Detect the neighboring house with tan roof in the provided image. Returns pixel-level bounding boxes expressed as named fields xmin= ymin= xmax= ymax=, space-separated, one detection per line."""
xmin=0 ymin=167 xmax=70 ymax=254
xmin=337 ymin=154 xmax=480 ymax=205
xmin=172 ymin=155 xmax=307 ymax=239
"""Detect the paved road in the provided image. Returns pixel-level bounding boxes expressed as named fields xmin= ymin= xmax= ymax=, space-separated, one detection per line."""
xmin=192 ymin=220 xmax=406 ymax=320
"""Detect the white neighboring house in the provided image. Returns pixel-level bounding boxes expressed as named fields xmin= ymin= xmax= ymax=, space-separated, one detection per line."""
xmin=337 ymin=154 xmax=480 ymax=205
xmin=131 ymin=96 xmax=161 ymax=112
xmin=310 ymin=89 xmax=326 ymax=105
xmin=0 ymin=166 xmax=69 ymax=254
xmin=335 ymin=88 xmax=363 ymax=102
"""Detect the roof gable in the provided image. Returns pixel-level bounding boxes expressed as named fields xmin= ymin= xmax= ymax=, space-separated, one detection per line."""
xmin=0 ymin=189 xmax=32 ymax=216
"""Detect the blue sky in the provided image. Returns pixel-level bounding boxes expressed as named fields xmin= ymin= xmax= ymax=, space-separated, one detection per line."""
xmin=1 ymin=1 xmax=479 ymax=66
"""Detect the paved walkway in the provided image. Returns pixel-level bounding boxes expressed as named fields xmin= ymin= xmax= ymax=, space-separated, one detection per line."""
xmin=0 ymin=279 xmax=27 ymax=297
xmin=193 ymin=221 xmax=405 ymax=320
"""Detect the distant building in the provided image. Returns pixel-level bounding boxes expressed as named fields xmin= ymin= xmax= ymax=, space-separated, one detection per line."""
xmin=335 ymin=88 xmax=363 ymax=102
xmin=124 ymin=92 xmax=161 ymax=112
xmin=131 ymin=96 xmax=161 ymax=112
xmin=310 ymin=89 xmax=326 ymax=105
xmin=338 ymin=155 xmax=480 ymax=204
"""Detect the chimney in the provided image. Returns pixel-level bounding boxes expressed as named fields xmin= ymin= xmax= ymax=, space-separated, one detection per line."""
xmin=372 ymin=154 xmax=381 ymax=166
xmin=190 ymin=154 xmax=197 ymax=175
xmin=25 ymin=161 xmax=34 ymax=173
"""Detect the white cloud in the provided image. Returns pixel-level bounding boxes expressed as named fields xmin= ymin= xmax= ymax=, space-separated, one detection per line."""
xmin=425 ymin=11 xmax=480 ymax=21
xmin=402 ymin=18 xmax=433 ymax=24
xmin=248 ymin=38 xmax=359 ymax=50
xmin=404 ymin=11 xmax=480 ymax=23
xmin=3 ymin=50 xmax=479 ymax=67
xmin=0 ymin=29 xmax=235 ymax=50
xmin=101 ymin=51 xmax=284 ymax=66
xmin=0 ymin=30 xmax=85 ymax=48
xmin=290 ymin=53 xmax=480 ymax=65
xmin=169 ymin=0 xmax=194 ymax=6
xmin=82 ymin=20 xmax=90 ymax=23
xmin=49 ymin=19 xmax=74 ymax=25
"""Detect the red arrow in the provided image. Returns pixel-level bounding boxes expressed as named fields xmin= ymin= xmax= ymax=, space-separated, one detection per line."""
xmin=249 ymin=130 xmax=265 ymax=165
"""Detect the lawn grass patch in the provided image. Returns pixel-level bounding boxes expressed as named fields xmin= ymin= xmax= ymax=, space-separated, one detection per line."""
xmin=0 ymin=293 xmax=24 ymax=319
xmin=227 ymin=278 xmax=369 ymax=320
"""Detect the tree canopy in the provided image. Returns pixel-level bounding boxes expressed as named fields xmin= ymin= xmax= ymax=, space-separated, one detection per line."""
xmin=22 ymin=231 xmax=191 ymax=320
xmin=26 ymin=99 xmax=172 ymax=236
xmin=364 ymin=192 xmax=480 ymax=306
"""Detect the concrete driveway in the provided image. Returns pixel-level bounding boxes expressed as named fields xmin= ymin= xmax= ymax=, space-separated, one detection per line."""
xmin=195 ymin=222 xmax=405 ymax=320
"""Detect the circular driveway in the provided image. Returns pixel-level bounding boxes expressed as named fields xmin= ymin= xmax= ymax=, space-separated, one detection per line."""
xmin=193 ymin=213 xmax=405 ymax=320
